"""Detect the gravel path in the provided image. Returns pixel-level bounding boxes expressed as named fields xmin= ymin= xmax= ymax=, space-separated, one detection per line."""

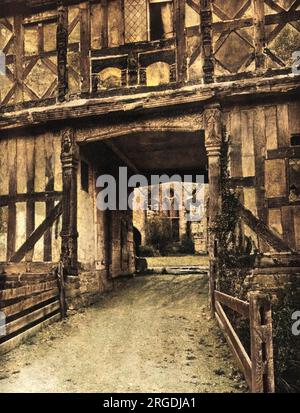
xmin=0 ymin=274 xmax=247 ymax=393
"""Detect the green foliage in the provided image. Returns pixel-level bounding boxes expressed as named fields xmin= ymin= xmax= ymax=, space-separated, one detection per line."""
xmin=139 ymin=244 xmax=158 ymax=257
xmin=177 ymin=234 xmax=195 ymax=255
xmin=145 ymin=216 xmax=173 ymax=256
xmin=214 ymin=134 xmax=299 ymax=392
xmin=214 ymin=134 xmax=256 ymax=298
xmin=272 ymin=290 xmax=300 ymax=393
xmin=213 ymin=133 xmax=256 ymax=364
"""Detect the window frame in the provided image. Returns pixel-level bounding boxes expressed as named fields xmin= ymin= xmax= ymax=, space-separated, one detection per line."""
xmin=147 ymin=0 xmax=174 ymax=42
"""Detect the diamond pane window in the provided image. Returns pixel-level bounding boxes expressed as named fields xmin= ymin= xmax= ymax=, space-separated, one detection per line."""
xmin=124 ymin=0 xmax=148 ymax=43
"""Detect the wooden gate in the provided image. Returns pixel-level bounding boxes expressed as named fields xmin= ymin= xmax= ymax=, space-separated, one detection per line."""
xmin=0 ymin=263 xmax=65 ymax=354
xmin=213 ymin=289 xmax=275 ymax=393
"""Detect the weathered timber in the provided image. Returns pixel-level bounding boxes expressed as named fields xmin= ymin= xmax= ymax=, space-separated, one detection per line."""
xmin=0 ymin=262 xmax=55 ymax=275
xmin=56 ymin=261 xmax=67 ymax=318
xmin=1 ymin=289 xmax=59 ymax=317
xmin=253 ymin=108 xmax=268 ymax=251
xmin=0 ymin=280 xmax=58 ymax=301
xmin=80 ymin=1 xmax=90 ymax=94
xmin=25 ymin=137 xmax=36 ymax=261
xmin=174 ymin=0 xmax=186 ymax=83
xmin=6 ymin=140 xmax=17 ymax=261
xmin=13 ymin=14 xmax=23 ymax=105
xmin=214 ymin=290 xmax=250 ymax=318
xmin=249 ymin=292 xmax=275 ymax=393
xmin=4 ymin=300 xmax=60 ymax=337
xmin=215 ymin=301 xmax=252 ymax=388
xmin=44 ymin=134 xmax=55 ymax=262
xmin=10 ymin=201 xmax=63 ymax=263
xmin=60 ymin=128 xmax=79 ymax=274
xmin=204 ymin=103 xmax=222 ymax=315
xmin=0 ymin=192 xmax=62 ymax=207
xmin=0 ymin=313 xmax=61 ymax=356
xmin=57 ymin=1 xmax=68 ymax=102
xmin=282 ymin=206 xmax=296 ymax=250
xmin=239 ymin=202 xmax=294 ymax=252
xmin=0 ymin=75 xmax=299 ymax=131
xmin=200 ymin=0 xmax=214 ymax=83
xmin=0 ymin=272 xmax=56 ymax=285
xmin=253 ymin=0 xmax=266 ymax=70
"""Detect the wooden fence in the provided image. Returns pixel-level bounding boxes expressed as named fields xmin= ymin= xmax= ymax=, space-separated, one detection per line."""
xmin=0 ymin=264 xmax=64 ymax=354
xmin=213 ymin=289 xmax=275 ymax=393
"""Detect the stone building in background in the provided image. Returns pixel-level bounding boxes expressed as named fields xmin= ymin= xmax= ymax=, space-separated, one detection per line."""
xmin=133 ymin=183 xmax=208 ymax=254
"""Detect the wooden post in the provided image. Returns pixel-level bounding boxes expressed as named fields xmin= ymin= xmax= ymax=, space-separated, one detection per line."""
xmin=57 ymin=1 xmax=68 ymax=102
xmin=200 ymin=0 xmax=214 ymax=83
xmin=253 ymin=0 xmax=266 ymax=70
xmin=14 ymin=14 xmax=23 ymax=105
xmin=60 ymin=127 xmax=79 ymax=275
xmin=249 ymin=292 xmax=275 ymax=393
xmin=175 ymin=0 xmax=186 ymax=83
xmin=204 ymin=104 xmax=222 ymax=316
xmin=80 ymin=1 xmax=91 ymax=94
xmin=56 ymin=261 xmax=67 ymax=318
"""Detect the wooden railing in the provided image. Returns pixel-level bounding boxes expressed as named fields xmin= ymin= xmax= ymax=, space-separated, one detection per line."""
xmin=0 ymin=264 xmax=64 ymax=354
xmin=213 ymin=290 xmax=275 ymax=393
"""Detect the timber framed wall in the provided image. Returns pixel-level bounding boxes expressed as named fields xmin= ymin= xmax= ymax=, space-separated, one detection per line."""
xmin=0 ymin=129 xmax=63 ymax=264
xmin=224 ymin=99 xmax=300 ymax=253
xmin=1 ymin=0 xmax=299 ymax=109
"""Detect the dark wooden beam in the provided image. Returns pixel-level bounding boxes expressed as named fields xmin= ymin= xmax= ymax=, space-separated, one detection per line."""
xmin=10 ymin=201 xmax=63 ymax=263
xmin=57 ymin=1 xmax=68 ymax=102
xmin=60 ymin=127 xmax=79 ymax=275
xmin=175 ymin=0 xmax=186 ymax=83
xmin=13 ymin=14 xmax=23 ymax=105
xmin=44 ymin=135 xmax=55 ymax=262
xmin=80 ymin=1 xmax=91 ymax=94
xmin=200 ymin=0 xmax=214 ymax=83
xmin=239 ymin=201 xmax=294 ymax=252
xmin=0 ymin=191 xmax=63 ymax=207
xmin=253 ymin=0 xmax=266 ymax=70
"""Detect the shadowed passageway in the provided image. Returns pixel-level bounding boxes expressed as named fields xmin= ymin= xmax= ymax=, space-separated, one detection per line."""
xmin=0 ymin=275 xmax=247 ymax=393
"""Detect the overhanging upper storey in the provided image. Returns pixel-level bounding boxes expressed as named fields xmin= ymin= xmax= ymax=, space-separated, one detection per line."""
xmin=0 ymin=0 xmax=300 ymax=115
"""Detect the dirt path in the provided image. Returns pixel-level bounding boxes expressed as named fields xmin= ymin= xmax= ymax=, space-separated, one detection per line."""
xmin=0 ymin=275 xmax=247 ymax=393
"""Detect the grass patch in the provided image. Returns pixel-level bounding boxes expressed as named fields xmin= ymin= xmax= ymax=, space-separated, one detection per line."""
xmin=146 ymin=255 xmax=209 ymax=267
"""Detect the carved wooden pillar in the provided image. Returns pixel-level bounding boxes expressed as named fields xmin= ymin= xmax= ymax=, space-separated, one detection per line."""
xmin=200 ymin=0 xmax=214 ymax=83
xmin=57 ymin=1 xmax=68 ymax=102
xmin=60 ymin=127 xmax=79 ymax=275
xmin=204 ymin=103 xmax=222 ymax=316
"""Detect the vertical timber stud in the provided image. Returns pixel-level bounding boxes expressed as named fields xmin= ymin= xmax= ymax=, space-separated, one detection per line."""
xmin=249 ymin=292 xmax=275 ymax=393
xmin=253 ymin=0 xmax=266 ymax=70
xmin=14 ymin=14 xmax=24 ymax=105
xmin=200 ymin=0 xmax=214 ymax=83
xmin=204 ymin=104 xmax=222 ymax=317
xmin=175 ymin=0 xmax=186 ymax=83
xmin=57 ymin=1 xmax=68 ymax=102
xmin=60 ymin=127 xmax=79 ymax=275
xmin=80 ymin=1 xmax=91 ymax=94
